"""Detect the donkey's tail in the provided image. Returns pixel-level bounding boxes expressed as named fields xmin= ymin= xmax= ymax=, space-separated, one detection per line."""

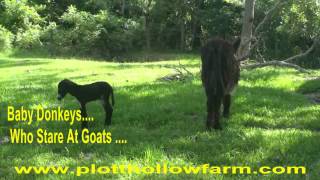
xmin=201 ymin=44 xmax=225 ymax=96
xmin=215 ymin=46 xmax=225 ymax=95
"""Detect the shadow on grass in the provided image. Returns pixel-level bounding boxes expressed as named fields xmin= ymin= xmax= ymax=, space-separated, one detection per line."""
xmin=256 ymin=130 xmax=320 ymax=179
xmin=1 ymin=80 xmax=264 ymax=168
xmin=297 ymin=78 xmax=320 ymax=94
xmin=241 ymin=68 xmax=289 ymax=82
xmin=236 ymin=85 xmax=320 ymax=131
xmin=0 ymin=59 xmax=49 ymax=69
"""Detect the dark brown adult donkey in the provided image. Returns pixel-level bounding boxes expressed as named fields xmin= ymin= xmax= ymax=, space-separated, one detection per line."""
xmin=201 ymin=38 xmax=241 ymax=129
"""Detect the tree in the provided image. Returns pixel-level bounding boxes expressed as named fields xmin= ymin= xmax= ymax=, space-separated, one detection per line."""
xmin=237 ymin=0 xmax=255 ymax=59
xmin=138 ymin=0 xmax=155 ymax=50
xmin=238 ymin=0 xmax=320 ymax=72
xmin=190 ymin=0 xmax=204 ymax=50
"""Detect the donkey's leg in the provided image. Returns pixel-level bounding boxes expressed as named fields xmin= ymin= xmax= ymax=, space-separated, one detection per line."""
xmin=212 ymin=96 xmax=222 ymax=129
xmin=206 ymin=97 xmax=214 ymax=129
xmin=101 ymin=95 xmax=113 ymax=126
xmin=80 ymin=103 xmax=88 ymax=130
xmin=223 ymin=94 xmax=231 ymax=118
xmin=206 ymin=95 xmax=222 ymax=130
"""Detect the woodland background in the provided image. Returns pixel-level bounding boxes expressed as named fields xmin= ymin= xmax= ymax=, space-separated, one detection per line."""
xmin=0 ymin=0 xmax=319 ymax=68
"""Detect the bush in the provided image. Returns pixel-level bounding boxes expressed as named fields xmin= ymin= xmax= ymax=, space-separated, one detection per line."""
xmin=96 ymin=15 xmax=144 ymax=56
xmin=15 ymin=24 xmax=43 ymax=49
xmin=0 ymin=25 xmax=14 ymax=52
xmin=39 ymin=6 xmax=143 ymax=57
xmin=59 ymin=6 xmax=104 ymax=55
xmin=40 ymin=22 xmax=61 ymax=54
xmin=0 ymin=0 xmax=43 ymax=34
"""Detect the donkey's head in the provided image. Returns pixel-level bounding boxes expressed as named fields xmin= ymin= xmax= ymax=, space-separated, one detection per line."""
xmin=57 ymin=79 xmax=74 ymax=100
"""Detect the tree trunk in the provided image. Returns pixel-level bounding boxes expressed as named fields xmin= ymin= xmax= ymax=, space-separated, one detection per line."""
xmin=121 ymin=0 xmax=126 ymax=16
xmin=237 ymin=0 xmax=256 ymax=58
xmin=191 ymin=0 xmax=204 ymax=50
xmin=180 ymin=20 xmax=185 ymax=50
xmin=236 ymin=0 xmax=317 ymax=72
xmin=191 ymin=18 xmax=201 ymax=50
xmin=144 ymin=15 xmax=151 ymax=50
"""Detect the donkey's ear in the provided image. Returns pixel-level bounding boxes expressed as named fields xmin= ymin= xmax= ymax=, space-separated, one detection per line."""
xmin=233 ymin=38 xmax=241 ymax=52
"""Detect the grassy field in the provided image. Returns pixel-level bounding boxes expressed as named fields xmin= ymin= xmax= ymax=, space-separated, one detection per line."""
xmin=0 ymin=54 xmax=320 ymax=179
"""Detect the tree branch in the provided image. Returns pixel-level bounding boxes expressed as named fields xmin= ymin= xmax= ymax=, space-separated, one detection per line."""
xmin=237 ymin=1 xmax=319 ymax=72
xmin=242 ymin=60 xmax=310 ymax=73
xmin=237 ymin=0 xmax=287 ymax=61
xmin=254 ymin=0 xmax=287 ymax=36
xmin=283 ymin=39 xmax=318 ymax=62
xmin=241 ymin=37 xmax=319 ymax=73
xmin=178 ymin=61 xmax=193 ymax=76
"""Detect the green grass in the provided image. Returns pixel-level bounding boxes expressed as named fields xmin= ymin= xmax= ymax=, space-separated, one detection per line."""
xmin=0 ymin=55 xmax=319 ymax=179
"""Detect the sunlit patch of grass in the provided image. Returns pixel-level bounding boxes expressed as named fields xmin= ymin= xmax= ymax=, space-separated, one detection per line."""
xmin=0 ymin=56 xmax=319 ymax=179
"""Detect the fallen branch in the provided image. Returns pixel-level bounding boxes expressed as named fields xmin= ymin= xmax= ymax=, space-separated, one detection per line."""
xmin=241 ymin=37 xmax=319 ymax=73
xmin=178 ymin=61 xmax=193 ymax=76
xmin=283 ymin=39 xmax=319 ymax=62
xmin=237 ymin=1 xmax=318 ymax=72
xmin=242 ymin=60 xmax=310 ymax=73
xmin=158 ymin=61 xmax=194 ymax=82
xmin=158 ymin=73 xmax=186 ymax=82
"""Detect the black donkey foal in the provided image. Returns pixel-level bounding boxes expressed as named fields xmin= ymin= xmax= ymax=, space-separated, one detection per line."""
xmin=57 ymin=79 xmax=115 ymax=129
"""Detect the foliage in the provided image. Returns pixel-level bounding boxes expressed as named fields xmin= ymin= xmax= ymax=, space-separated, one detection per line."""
xmin=28 ymin=5 xmax=143 ymax=57
xmin=0 ymin=0 xmax=319 ymax=67
xmin=255 ymin=0 xmax=320 ymax=68
xmin=200 ymin=0 xmax=242 ymax=40
xmin=0 ymin=25 xmax=13 ymax=52
xmin=49 ymin=6 xmax=106 ymax=55
xmin=0 ymin=0 xmax=43 ymax=34
xmin=15 ymin=24 xmax=42 ymax=49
